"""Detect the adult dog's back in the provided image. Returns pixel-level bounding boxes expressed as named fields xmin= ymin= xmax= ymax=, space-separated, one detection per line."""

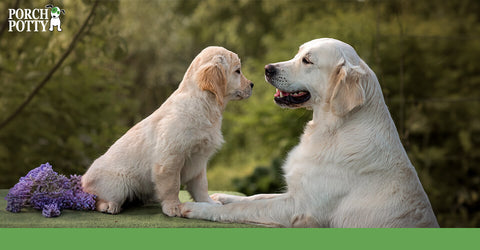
xmin=181 ymin=38 xmax=439 ymax=228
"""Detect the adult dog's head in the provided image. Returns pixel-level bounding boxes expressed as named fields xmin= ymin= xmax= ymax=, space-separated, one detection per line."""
xmin=265 ymin=38 xmax=370 ymax=117
xmin=185 ymin=46 xmax=253 ymax=106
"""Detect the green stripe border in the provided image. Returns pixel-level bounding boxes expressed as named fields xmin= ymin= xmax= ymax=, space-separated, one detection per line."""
xmin=1 ymin=228 xmax=479 ymax=249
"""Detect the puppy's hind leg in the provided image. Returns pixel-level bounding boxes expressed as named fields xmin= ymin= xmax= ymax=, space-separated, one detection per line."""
xmin=81 ymin=172 xmax=127 ymax=215
xmin=96 ymin=198 xmax=121 ymax=214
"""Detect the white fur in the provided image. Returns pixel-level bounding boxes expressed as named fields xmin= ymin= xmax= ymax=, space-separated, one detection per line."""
xmin=82 ymin=46 xmax=253 ymax=216
xmin=48 ymin=7 xmax=62 ymax=32
xmin=180 ymin=38 xmax=439 ymax=228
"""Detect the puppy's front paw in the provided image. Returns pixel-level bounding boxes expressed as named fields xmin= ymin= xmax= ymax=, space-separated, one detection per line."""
xmin=161 ymin=200 xmax=182 ymax=217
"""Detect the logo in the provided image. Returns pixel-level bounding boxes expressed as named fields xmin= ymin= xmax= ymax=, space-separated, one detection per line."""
xmin=8 ymin=4 xmax=66 ymax=32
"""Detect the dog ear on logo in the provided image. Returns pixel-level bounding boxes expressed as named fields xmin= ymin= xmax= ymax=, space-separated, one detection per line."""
xmin=328 ymin=58 xmax=366 ymax=117
xmin=197 ymin=57 xmax=227 ymax=106
xmin=45 ymin=4 xmax=53 ymax=8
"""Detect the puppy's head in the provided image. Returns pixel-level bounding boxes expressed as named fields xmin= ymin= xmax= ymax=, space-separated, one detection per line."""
xmin=265 ymin=38 xmax=367 ymax=116
xmin=193 ymin=46 xmax=253 ymax=106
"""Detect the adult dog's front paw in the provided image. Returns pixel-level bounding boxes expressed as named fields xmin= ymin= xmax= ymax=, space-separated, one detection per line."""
xmin=206 ymin=197 xmax=222 ymax=205
xmin=180 ymin=202 xmax=220 ymax=220
xmin=210 ymin=193 xmax=243 ymax=204
xmin=179 ymin=202 xmax=195 ymax=218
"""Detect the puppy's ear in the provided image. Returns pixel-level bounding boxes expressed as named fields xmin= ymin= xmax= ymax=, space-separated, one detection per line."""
xmin=328 ymin=58 xmax=366 ymax=116
xmin=197 ymin=56 xmax=227 ymax=106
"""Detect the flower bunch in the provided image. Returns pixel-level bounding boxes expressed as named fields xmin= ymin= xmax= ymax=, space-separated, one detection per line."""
xmin=5 ymin=163 xmax=96 ymax=217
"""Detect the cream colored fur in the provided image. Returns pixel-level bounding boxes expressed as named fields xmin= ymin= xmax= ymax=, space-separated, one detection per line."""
xmin=180 ymin=38 xmax=439 ymax=228
xmin=81 ymin=46 xmax=253 ymax=216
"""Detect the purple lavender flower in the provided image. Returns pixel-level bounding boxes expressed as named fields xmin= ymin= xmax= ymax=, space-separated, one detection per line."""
xmin=71 ymin=191 xmax=96 ymax=210
xmin=4 ymin=163 xmax=96 ymax=217
xmin=4 ymin=178 xmax=33 ymax=213
xmin=42 ymin=203 xmax=61 ymax=218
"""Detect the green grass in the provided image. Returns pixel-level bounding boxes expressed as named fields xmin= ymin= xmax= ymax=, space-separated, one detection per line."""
xmin=0 ymin=190 xmax=259 ymax=228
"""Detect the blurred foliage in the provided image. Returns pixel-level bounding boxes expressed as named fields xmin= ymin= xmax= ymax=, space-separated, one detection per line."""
xmin=1 ymin=0 xmax=479 ymax=227
xmin=233 ymin=157 xmax=285 ymax=196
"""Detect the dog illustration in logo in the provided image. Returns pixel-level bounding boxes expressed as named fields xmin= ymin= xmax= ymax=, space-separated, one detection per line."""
xmin=45 ymin=4 xmax=65 ymax=32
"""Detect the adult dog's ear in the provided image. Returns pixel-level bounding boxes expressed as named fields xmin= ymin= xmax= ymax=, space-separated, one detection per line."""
xmin=328 ymin=58 xmax=366 ymax=117
xmin=197 ymin=56 xmax=227 ymax=106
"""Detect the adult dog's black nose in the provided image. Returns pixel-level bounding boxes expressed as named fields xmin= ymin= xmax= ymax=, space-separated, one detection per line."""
xmin=265 ymin=64 xmax=277 ymax=78
xmin=250 ymin=82 xmax=254 ymax=88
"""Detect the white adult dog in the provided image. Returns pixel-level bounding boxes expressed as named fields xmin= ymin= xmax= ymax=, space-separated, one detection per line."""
xmin=82 ymin=47 xmax=253 ymax=216
xmin=181 ymin=38 xmax=439 ymax=228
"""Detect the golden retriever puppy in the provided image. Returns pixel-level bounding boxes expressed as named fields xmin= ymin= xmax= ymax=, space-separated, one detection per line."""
xmin=81 ymin=47 xmax=253 ymax=216
xmin=180 ymin=38 xmax=439 ymax=227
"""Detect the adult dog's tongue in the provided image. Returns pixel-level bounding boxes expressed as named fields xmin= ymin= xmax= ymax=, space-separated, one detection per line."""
xmin=273 ymin=88 xmax=311 ymax=106
xmin=274 ymin=89 xmax=309 ymax=98
xmin=274 ymin=89 xmax=290 ymax=98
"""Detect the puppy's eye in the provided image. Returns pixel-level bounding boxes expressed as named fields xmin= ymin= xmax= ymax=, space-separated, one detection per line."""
xmin=302 ymin=57 xmax=313 ymax=65
xmin=235 ymin=69 xmax=241 ymax=74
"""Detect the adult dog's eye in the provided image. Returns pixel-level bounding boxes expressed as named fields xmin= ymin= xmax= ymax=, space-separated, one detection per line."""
xmin=302 ymin=57 xmax=313 ymax=65
xmin=235 ymin=69 xmax=241 ymax=74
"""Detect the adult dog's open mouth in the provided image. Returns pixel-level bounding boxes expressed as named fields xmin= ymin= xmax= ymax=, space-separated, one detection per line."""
xmin=274 ymin=88 xmax=311 ymax=106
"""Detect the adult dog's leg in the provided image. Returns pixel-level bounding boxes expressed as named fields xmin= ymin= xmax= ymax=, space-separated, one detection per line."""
xmin=211 ymin=193 xmax=283 ymax=204
xmin=180 ymin=194 xmax=295 ymax=227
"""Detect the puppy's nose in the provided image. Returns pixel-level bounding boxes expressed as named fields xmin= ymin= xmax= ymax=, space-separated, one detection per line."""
xmin=250 ymin=82 xmax=254 ymax=89
xmin=265 ymin=64 xmax=277 ymax=78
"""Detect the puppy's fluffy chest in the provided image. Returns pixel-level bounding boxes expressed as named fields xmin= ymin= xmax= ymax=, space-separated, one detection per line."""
xmin=188 ymin=124 xmax=224 ymax=155
xmin=150 ymin=98 xmax=224 ymax=154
